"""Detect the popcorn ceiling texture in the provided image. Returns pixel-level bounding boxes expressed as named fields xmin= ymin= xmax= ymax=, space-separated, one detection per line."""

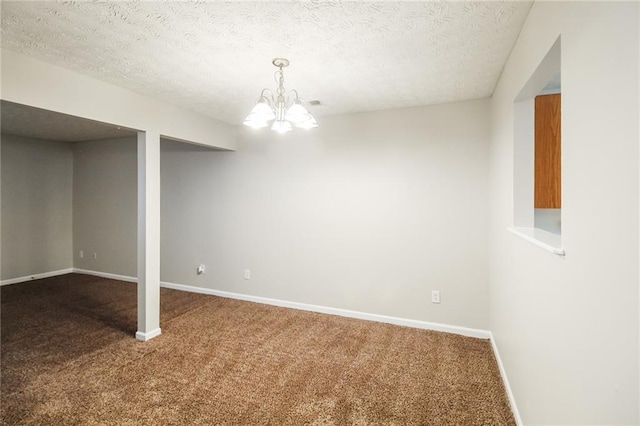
xmin=1 ymin=1 xmax=532 ymax=125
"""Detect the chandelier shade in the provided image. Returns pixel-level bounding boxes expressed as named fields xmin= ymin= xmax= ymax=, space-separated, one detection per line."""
xmin=243 ymin=98 xmax=275 ymax=128
xmin=243 ymin=58 xmax=317 ymax=133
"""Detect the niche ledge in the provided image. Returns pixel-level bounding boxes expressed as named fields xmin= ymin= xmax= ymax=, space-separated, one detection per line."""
xmin=507 ymin=227 xmax=565 ymax=256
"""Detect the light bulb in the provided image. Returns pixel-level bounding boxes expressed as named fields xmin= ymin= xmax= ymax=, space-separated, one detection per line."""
xmin=243 ymin=117 xmax=269 ymax=129
xmin=271 ymin=120 xmax=292 ymax=133
xmin=247 ymin=98 xmax=275 ymax=121
xmin=295 ymin=116 xmax=318 ymax=130
xmin=284 ymin=102 xmax=311 ymax=124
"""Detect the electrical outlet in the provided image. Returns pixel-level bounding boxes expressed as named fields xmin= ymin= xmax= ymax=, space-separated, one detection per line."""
xmin=431 ymin=290 xmax=441 ymax=304
xmin=79 ymin=250 xmax=84 ymax=258
xmin=244 ymin=269 xmax=251 ymax=280
xmin=197 ymin=264 xmax=205 ymax=275
xmin=92 ymin=252 xmax=98 ymax=259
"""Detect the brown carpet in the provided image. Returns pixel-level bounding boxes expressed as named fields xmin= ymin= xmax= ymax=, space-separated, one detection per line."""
xmin=1 ymin=273 xmax=515 ymax=425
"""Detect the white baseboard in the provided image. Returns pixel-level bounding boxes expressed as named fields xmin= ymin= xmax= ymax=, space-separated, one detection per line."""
xmin=70 ymin=269 xmax=491 ymax=339
xmin=5 ymin=268 xmax=496 ymax=341
xmin=8 ymin=268 xmax=518 ymax=420
xmin=0 ymin=268 xmax=74 ymax=286
xmin=160 ymin=280 xmax=492 ymax=340
xmin=3 ymin=268 xmax=520 ymax=421
xmin=135 ymin=328 xmax=161 ymax=341
xmin=489 ymin=332 xmax=522 ymax=426
xmin=72 ymin=268 xmax=137 ymax=283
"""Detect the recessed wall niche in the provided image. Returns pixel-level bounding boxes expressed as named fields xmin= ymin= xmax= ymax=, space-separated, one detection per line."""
xmin=511 ymin=37 xmax=563 ymax=252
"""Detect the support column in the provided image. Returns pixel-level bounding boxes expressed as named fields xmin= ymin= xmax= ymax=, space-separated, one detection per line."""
xmin=136 ymin=131 xmax=161 ymax=341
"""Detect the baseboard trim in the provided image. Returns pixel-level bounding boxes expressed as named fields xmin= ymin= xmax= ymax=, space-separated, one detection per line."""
xmin=1 ymin=268 xmax=75 ymax=286
xmin=160 ymin=280 xmax=491 ymax=340
xmin=489 ymin=332 xmax=522 ymax=426
xmin=72 ymin=268 xmax=137 ymax=283
xmin=12 ymin=269 xmax=494 ymax=341
xmin=71 ymin=269 xmax=490 ymax=339
xmin=135 ymin=328 xmax=161 ymax=341
xmin=13 ymin=268 xmax=518 ymax=420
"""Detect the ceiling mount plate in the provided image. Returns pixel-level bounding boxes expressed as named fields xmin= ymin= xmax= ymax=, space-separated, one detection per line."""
xmin=272 ymin=58 xmax=290 ymax=68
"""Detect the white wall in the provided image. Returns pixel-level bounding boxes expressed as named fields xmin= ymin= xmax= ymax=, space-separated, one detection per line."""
xmin=2 ymin=47 xmax=235 ymax=338
xmin=1 ymin=49 xmax=235 ymax=150
xmin=489 ymin=2 xmax=639 ymax=424
xmin=1 ymin=134 xmax=73 ymax=279
xmin=73 ymin=137 xmax=137 ymax=277
xmin=161 ymin=99 xmax=490 ymax=329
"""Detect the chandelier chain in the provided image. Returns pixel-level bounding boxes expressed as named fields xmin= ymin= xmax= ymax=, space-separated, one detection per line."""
xmin=243 ymin=58 xmax=317 ymax=133
xmin=275 ymin=69 xmax=286 ymax=96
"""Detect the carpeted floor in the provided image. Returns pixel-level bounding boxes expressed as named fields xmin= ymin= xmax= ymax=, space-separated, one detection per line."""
xmin=1 ymin=274 xmax=515 ymax=425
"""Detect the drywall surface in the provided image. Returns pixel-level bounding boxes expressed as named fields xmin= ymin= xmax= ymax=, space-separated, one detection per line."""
xmin=1 ymin=49 xmax=235 ymax=150
xmin=161 ymin=99 xmax=490 ymax=329
xmin=1 ymin=134 xmax=73 ymax=279
xmin=73 ymin=137 xmax=137 ymax=277
xmin=489 ymin=2 xmax=639 ymax=424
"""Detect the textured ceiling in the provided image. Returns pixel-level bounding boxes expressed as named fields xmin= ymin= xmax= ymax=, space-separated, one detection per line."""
xmin=1 ymin=101 xmax=135 ymax=142
xmin=1 ymin=1 xmax=532 ymax=126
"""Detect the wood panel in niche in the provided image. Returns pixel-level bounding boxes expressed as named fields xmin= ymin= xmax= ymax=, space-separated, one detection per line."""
xmin=534 ymin=93 xmax=561 ymax=208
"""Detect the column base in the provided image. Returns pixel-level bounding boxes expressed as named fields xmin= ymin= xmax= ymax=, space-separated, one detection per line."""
xmin=135 ymin=328 xmax=161 ymax=341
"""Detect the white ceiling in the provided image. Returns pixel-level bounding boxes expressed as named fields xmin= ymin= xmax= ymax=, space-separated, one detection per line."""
xmin=1 ymin=1 xmax=532 ymax=126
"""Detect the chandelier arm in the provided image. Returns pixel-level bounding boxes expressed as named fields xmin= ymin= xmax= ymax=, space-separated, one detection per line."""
xmin=258 ymin=88 xmax=276 ymax=105
xmin=244 ymin=58 xmax=316 ymax=133
xmin=285 ymin=89 xmax=300 ymax=105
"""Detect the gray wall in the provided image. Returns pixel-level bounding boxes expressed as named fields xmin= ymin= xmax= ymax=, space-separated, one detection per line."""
xmin=489 ymin=2 xmax=639 ymax=423
xmin=161 ymin=99 xmax=490 ymax=329
xmin=1 ymin=134 xmax=73 ymax=279
xmin=73 ymin=137 xmax=137 ymax=276
xmin=3 ymin=99 xmax=491 ymax=331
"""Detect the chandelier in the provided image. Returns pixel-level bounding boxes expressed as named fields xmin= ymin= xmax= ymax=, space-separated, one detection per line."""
xmin=243 ymin=58 xmax=317 ymax=133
